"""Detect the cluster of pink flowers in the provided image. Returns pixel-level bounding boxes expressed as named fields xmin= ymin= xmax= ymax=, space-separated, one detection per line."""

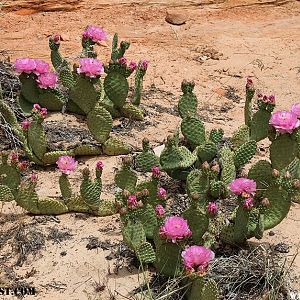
xmin=269 ymin=111 xmax=300 ymax=134
xmin=257 ymin=93 xmax=275 ymax=105
xmin=159 ymin=216 xmax=192 ymax=243
xmin=117 ymin=57 xmax=137 ymax=72
xmin=82 ymin=25 xmax=107 ymax=43
xmin=31 ymin=104 xmax=47 ymax=118
xmin=155 ymin=204 xmax=165 ymax=217
xmin=36 ymin=72 xmax=58 ymax=89
xmin=127 ymin=195 xmax=138 ymax=209
xmin=229 ymin=178 xmax=256 ymax=196
xmin=157 ymin=187 xmax=167 ymax=199
xmin=182 ymin=245 xmax=215 ymax=275
xmin=56 ymin=156 xmax=77 ymax=175
xmin=77 ymin=58 xmax=104 ymax=78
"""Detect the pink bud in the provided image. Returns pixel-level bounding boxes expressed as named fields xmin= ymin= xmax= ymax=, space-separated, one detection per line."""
xmin=31 ymin=172 xmax=38 ymax=182
xmin=243 ymin=197 xmax=254 ymax=210
xmin=40 ymin=108 xmax=48 ymax=118
xmin=53 ymin=34 xmax=62 ymax=44
xmin=157 ymin=187 xmax=167 ymax=199
xmin=96 ymin=161 xmax=104 ymax=169
xmin=151 ymin=165 xmax=161 ymax=177
xmin=207 ymin=202 xmax=218 ymax=215
xmin=19 ymin=160 xmax=29 ymax=171
xmin=127 ymin=195 xmax=138 ymax=209
xmin=32 ymin=103 xmax=41 ymax=112
xmin=10 ymin=152 xmax=19 ymax=162
xmin=155 ymin=204 xmax=165 ymax=217
xmin=118 ymin=57 xmax=127 ymax=65
xmin=129 ymin=61 xmax=137 ymax=71
xmin=140 ymin=59 xmax=149 ymax=71
xmin=20 ymin=119 xmax=31 ymax=130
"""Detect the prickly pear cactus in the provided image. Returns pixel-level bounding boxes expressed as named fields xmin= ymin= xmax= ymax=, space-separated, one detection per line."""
xmin=209 ymin=128 xmax=224 ymax=144
xmin=102 ymin=137 xmax=132 ymax=156
xmin=178 ymin=80 xmax=198 ymax=119
xmin=188 ymin=278 xmax=219 ymax=300
xmin=181 ymin=115 xmax=206 ymax=147
xmin=197 ymin=141 xmax=217 ymax=163
xmin=186 ymin=169 xmax=209 ymax=200
xmin=220 ymin=146 xmax=236 ymax=190
xmin=250 ymin=109 xmax=272 ymax=142
xmin=115 ymin=158 xmax=137 ymax=192
xmin=27 ymin=121 xmax=47 ymax=161
xmin=233 ymin=140 xmax=257 ymax=168
xmin=231 ymin=125 xmax=250 ymax=149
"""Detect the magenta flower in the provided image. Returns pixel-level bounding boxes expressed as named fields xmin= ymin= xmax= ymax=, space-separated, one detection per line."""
xmin=246 ymin=77 xmax=254 ymax=89
xmin=159 ymin=216 xmax=192 ymax=243
xmin=243 ymin=197 xmax=254 ymax=210
xmin=291 ymin=103 xmax=300 ymax=118
xmin=36 ymin=72 xmax=58 ymax=89
xmin=229 ymin=178 xmax=256 ymax=196
xmin=14 ymin=58 xmax=36 ymax=74
xmin=10 ymin=152 xmax=19 ymax=162
xmin=77 ymin=58 xmax=104 ymax=78
xmin=269 ymin=111 xmax=300 ymax=134
xmin=140 ymin=60 xmax=149 ymax=71
xmin=56 ymin=156 xmax=77 ymax=175
xmin=19 ymin=160 xmax=29 ymax=171
xmin=155 ymin=204 xmax=165 ymax=217
xmin=31 ymin=172 xmax=38 ymax=182
xmin=157 ymin=187 xmax=167 ymax=199
xmin=129 ymin=61 xmax=137 ymax=71
xmin=127 ymin=195 xmax=138 ymax=209
xmin=182 ymin=245 xmax=215 ymax=274
xmin=82 ymin=25 xmax=108 ymax=42
xmin=118 ymin=57 xmax=127 ymax=65
xmin=52 ymin=34 xmax=62 ymax=44
xmin=268 ymin=95 xmax=275 ymax=104
xmin=207 ymin=202 xmax=218 ymax=215
xmin=32 ymin=103 xmax=41 ymax=112
xmin=40 ymin=107 xmax=48 ymax=118
xmin=96 ymin=161 xmax=104 ymax=170
xmin=151 ymin=165 xmax=161 ymax=177
xmin=20 ymin=119 xmax=31 ymax=130
xmin=34 ymin=59 xmax=50 ymax=75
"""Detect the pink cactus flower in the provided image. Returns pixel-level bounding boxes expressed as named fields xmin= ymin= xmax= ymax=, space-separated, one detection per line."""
xmin=127 ymin=195 xmax=138 ymax=209
xmin=56 ymin=156 xmax=77 ymax=175
xmin=140 ymin=60 xmax=149 ymax=71
xmin=268 ymin=95 xmax=275 ymax=104
xmin=159 ymin=216 xmax=192 ymax=243
xmin=182 ymin=245 xmax=215 ymax=275
xmin=229 ymin=178 xmax=256 ymax=196
xmin=52 ymin=34 xmax=62 ymax=44
xmin=155 ymin=204 xmax=165 ymax=217
xmin=14 ymin=58 xmax=36 ymax=74
xmin=269 ymin=111 xmax=300 ymax=134
xmin=207 ymin=202 xmax=218 ymax=215
xmin=96 ymin=161 xmax=104 ymax=170
xmin=20 ymin=119 xmax=31 ymax=130
xmin=157 ymin=187 xmax=167 ymax=199
xmin=129 ymin=61 xmax=137 ymax=71
xmin=40 ymin=107 xmax=48 ymax=118
xmin=246 ymin=77 xmax=254 ymax=88
xmin=36 ymin=72 xmax=58 ymax=89
xmin=31 ymin=172 xmax=38 ymax=182
xmin=151 ymin=165 xmax=161 ymax=177
xmin=291 ymin=103 xmax=300 ymax=118
xmin=243 ymin=197 xmax=254 ymax=210
xmin=32 ymin=103 xmax=41 ymax=112
xmin=34 ymin=59 xmax=50 ymax=75
xmin=19 ymin=160 xmax=29 ymax=171
xmin=82 ymin=25 xmax=108 ymax=42
xmin=118 ymin=57 xmax=127 ymax=65
xmin=77 ymin=58 xmax=104 ymax=78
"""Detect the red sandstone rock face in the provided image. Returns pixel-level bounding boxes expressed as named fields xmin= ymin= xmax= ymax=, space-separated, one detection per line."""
xmin=2 ymin=0 xmax=82 ymax=14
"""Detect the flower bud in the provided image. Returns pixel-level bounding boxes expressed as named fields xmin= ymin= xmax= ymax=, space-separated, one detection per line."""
xmin=119 ymin=207 xmax=128 ymax=215
xmin=142 ymin=189 xmax=149 ymax=197
xmin=293 ymin=179 xmax=300 ymax=189
xmin=190 ymin=192 xmax=200 ymax=201
xmin=137 ymin=200 xmax=144 ymax=208
xmin=122 ymin=189 xmax=131 ymax=198
xmin=261 ymin=197 xmax=270 ymax=207
xmin=202 ymin=161 xmax=210 ymax=170
xmin=211 ymin=164 xmax=220 ymax=174
xmin=284 ymin=171 xmax=291 ymax=179
xmin=272 ymin=169 xmax=280 ymax=177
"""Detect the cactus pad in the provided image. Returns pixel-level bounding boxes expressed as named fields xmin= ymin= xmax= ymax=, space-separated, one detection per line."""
xmin=181 ymin=115 xmax=206 ymax=147
xmin=234 ymin=140 xmax=257 ymax=168
xmin=250 ymin=110 xmax=271 ymax=142
xmin=102 ymin=137 xmax=132 ymax=156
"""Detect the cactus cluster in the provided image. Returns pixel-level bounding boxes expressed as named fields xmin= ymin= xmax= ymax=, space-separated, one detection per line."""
xmin=0 ymin=152 xmax=116 ymax=215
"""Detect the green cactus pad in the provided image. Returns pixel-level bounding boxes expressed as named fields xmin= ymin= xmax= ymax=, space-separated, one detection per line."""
xmin=58 ymin=68 xmax=76 ymax=89
xmin=122 ymin=220 xmax=146 ymax=250
xmin=99 ymin=95 xmax=121 ymax=118
xmin=234 ymin=140 xmax=257 ymax=168
xmin=59 ymin=173 xmax=72 ymax=200
xmin=186 ymin=169 xmax=209 ymax=200
xmin=120 ymin=103 xmax=144 ymax=121
xmin=102 ymin=137 xmax=132 ymax=155
xmin=209 ymin=128 xmax=224 ymax=144
xmin=37 ymin=198 xmax=69 ymax=215
xmin=97 ymin=200 xmax=117 ymax=216
xmin=197 ymin=141 xmax=218 ymax=163
xmin=0 ymin=164 xmax=21 ymax=195
xmin=231 ymin=125 xmax=250 ymax=149
xmin=69 ymin=76 xmax=99 ymax=114
xmin=115 ymin=164 xmax=137 ymax=192
xmin=254 ymin=213 xmax=265 ymax=239
xmin=270 ymin=134 xmax=297 ymax=170
xmin=220 ymin=146 xmax=236 ymax=188
xmin=183 ymin=205 xmax=209 ymax=243
xmin=42 ymin=150 xmax=75 ymax=165
xmin=17 ymin=94 xmax=34 ymax=116
xmin=261 ymin=185 xmax=290 ymax=230
xmin=38 ymin=89 xmax=65 ymax=111
xmin=135 ymin=142 xmax=160 ymax=172
xmin=188 ymin=278 xmax=219 ymax=300
xmin=248 ymin=160 xmax=272 ymax=196
xmin=181 ymin=115 xmax=206 ymax=147
xmin=104 ymin=72 xmax=129 ymax=108
xmin=16 ymin=186 xmax=40 ymax=214
xmin=210 ymin=180 xmax=225 ymax=198
xmin=87 ymin=105 xmax=112 ymax=144
xmin=178 ymin=81 xmax=197 ymax=119
xmin=66 ymin=196 xmax=91 ymax=213
xmin=136 ymin=204 xmax=158 ymax=239
xmin=250 ymin=110 xmax=271 ymax=142
xmin=0 ymin=185 xmax=14 ymax=202
xmin=80 ymin=176 xmax=101 ymax=212
xmin=155 ymin=241 xmax=183 ymax=277
xmin=19 ymin=74 xmax=40 ymax=104
xmin=74 ymin=145 xmax=102 ymax=156
xmin=136 ymin=242 xmax=156 ymax=263
xmin=27 ymin=121 xmax=47 ymax=160
xmin=233 ymin=205 xmax=250 ymax=244
xmin=66 ymin=99 xmax=85 ymax=115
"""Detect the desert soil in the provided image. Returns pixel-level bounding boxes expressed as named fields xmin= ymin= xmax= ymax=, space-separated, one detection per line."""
xmin=0 ymin=0 xmax=300 ymax=299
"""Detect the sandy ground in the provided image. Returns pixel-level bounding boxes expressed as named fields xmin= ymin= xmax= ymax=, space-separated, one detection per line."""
xmin=0 ymin=0 xmax=300 ymax=299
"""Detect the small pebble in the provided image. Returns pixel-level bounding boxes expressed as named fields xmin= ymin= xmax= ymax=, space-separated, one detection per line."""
xmin=269 ymin=231 xmax=275 ymax=236
xmin=60 ymin=251 xmax=67 ymax=256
